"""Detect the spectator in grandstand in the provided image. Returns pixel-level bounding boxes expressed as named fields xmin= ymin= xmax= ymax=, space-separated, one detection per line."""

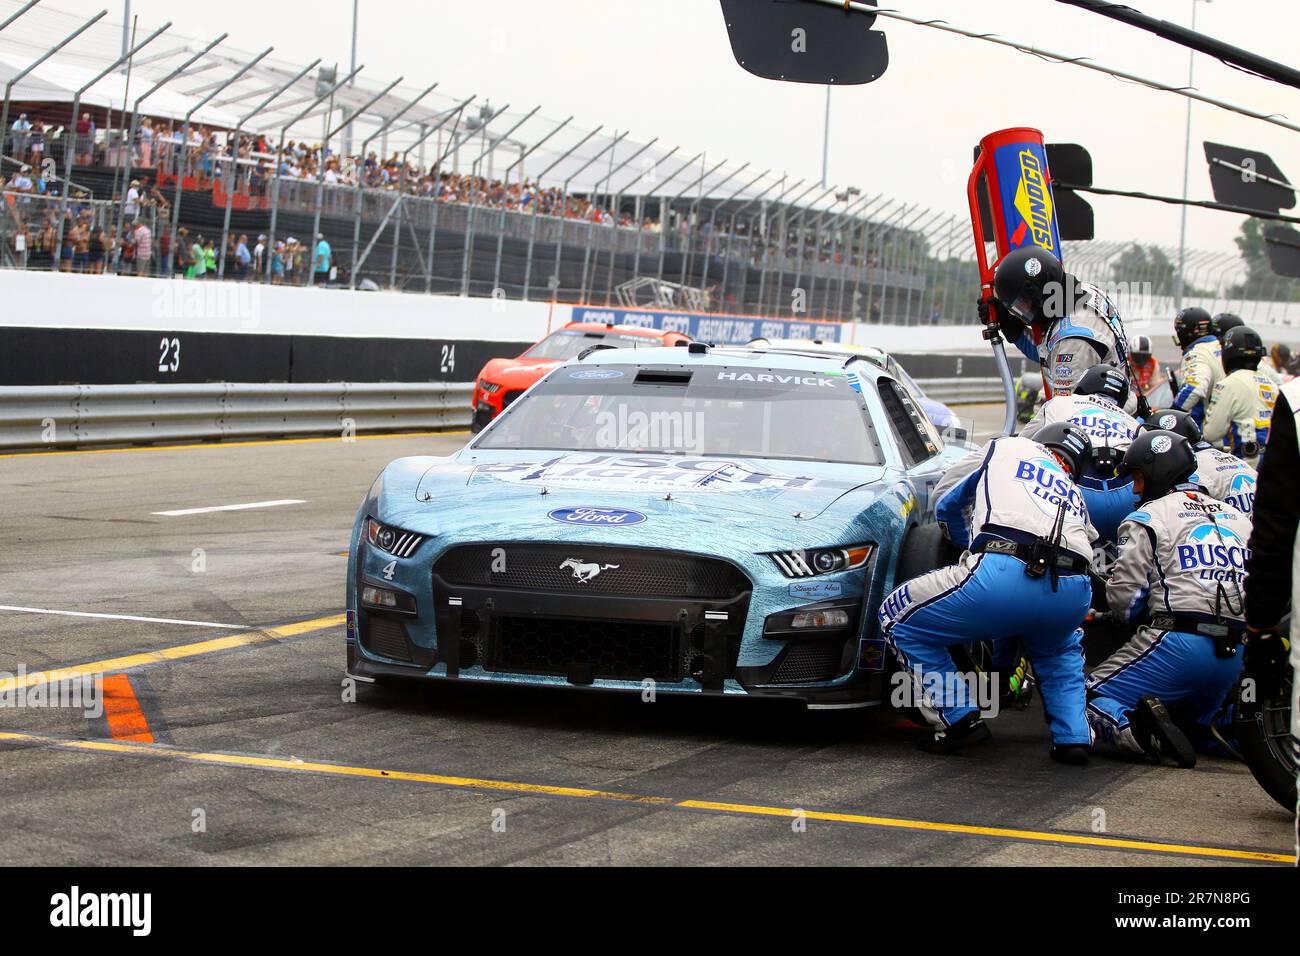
xmin=253 ymin=234 xmax=267 ymax=277
xmin=272 ymin=240 xmax=286 ymax=284
xmin=137 ymin=118 xmax=155 ymax=168
xmin=124 ymin=180 xmax=141 ymax=221
xmin=134 ymin=221 xmax=153 ymax=277
xmin=28 ymin=119 xmax=45 ymax=170
xmin=313 ymin=232 xmax=331 ymax=282
xmin=71 ymin=215 xmax=91 ymax=273
xmin=8 ymin=164 xmax=34 ymax=223
xmin=10 ymin=113 xmax=31 ymax=162
xmin=75 ymin=112 xmax=95 ymax=165
xmin=173 ymin=227 xmax=190 ymax=276
xmin=233 ymin=234 xmax=251 ymax=279
xmin=88 ymin=224 xmax=109 ymax=274
xmin=203 ymin=238 xmax=217 ymax=277
xmin=188 ymin=234 xmax=206 ymax=280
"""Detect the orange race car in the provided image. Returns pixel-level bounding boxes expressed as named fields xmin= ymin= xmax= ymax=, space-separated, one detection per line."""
xmin=471 ymin=321 xmax=692 ymax=431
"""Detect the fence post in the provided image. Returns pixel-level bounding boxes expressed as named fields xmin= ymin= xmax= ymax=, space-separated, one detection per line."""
xmin=217 ymin=58 xmax=321 ymax=278
xmin=54 ymin=20 xmax=171 ymax=276
xmin=265 ymin=65 xmax=363 ymax=283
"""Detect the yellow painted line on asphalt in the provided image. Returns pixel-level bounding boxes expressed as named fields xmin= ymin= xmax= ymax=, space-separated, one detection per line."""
xmin=0 ymin=431 xmax=469 ymax=460
xmin=0 ymin=729 xmax=1290 ymax=864
xmin=0 ymin=614 xmax=344 ymax=694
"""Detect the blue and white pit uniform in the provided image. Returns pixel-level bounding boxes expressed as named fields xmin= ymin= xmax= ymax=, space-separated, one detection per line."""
xmin=1020 ymin=392 xmax=1139 ymax=543
xmin=879 ymin=436 xmax=1096 ymax=745
xmin=1171 ymin=335 xmax=1222 ymax=427
xmin=1087 ymin=489 xmax=1249 ymax=756
xmin=1190 ymin=445 xmax=1257 ymax=520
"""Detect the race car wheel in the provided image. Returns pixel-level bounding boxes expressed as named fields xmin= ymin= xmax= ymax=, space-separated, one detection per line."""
xmin=1233 ymin=665 xmax=1297 ymax=812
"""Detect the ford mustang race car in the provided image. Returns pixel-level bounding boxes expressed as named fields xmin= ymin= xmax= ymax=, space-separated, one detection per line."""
xmin=348 ymin=343 xmax=970 ymax=707
xmin=471 ymin=321 xmax=691 ymax=431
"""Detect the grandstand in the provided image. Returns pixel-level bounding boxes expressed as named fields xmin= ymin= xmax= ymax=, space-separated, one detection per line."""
xmin=0 ymin=0 xmax=1294 ymax=326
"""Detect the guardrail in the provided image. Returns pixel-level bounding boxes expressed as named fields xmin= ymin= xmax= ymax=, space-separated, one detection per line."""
xmin=914 ymin=377 xmax=1006 ymax=405
xmin=0 ymin=376 xmax=1003 ymax=451
xmin=0 ymin=382 xmax=473 ymax=450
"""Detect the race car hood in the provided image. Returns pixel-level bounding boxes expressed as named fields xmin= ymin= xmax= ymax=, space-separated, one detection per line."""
xmin=478 ymin=356 xmax=558 ymax=386
xmin=374 ymin=451 xmax=899 ymax=552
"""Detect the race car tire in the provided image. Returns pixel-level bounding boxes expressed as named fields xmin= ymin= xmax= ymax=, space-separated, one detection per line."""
xmin=1233 ymin=667 xmax=1297 ymax=812
xmin=894 ymin=522 xmax=958 ymax=584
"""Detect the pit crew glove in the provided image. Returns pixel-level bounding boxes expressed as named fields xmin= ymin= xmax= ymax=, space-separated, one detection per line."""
xmin=977 ymin=296 xmax=1024 ymax=343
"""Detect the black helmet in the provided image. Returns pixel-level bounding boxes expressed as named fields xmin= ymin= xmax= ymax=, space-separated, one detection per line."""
xmin=1222 ymin=326 xmax=1265 ymax=373
xmin=1119 ymin=430 xmax=1197 ymax=503
xmin=993 ymin=246 xmax=1067 ymax=329
xmin=1033 ymin=421 xmax=1092 ymax=479
xmin=1074 ymin=364 xmax=1129 ymax=408
xmin=1130 ymin=334 xmax=1153 ymax=363
xmin=1212 ymin=312 xmax=1244 ymax=344
xmin=1140 ymin=408 xmax=1203 ymax=446
xmin=1173 ymin=306 xmax=1213 ymax=348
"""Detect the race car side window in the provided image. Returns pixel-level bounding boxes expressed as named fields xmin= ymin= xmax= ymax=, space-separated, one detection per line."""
xmin=877 ymin=377 xmax=938 ymax=467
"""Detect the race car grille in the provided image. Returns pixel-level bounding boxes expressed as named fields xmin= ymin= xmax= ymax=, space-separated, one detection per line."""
xmin=488 ymin=616 xmax=679 ymax=681
xmin=769 ymin=641 xmax=846 ymax=684
xmin=362 ymin=616 xmax=413 ymax=663
xmin=434 ymin=544 xmax=750 ymax=599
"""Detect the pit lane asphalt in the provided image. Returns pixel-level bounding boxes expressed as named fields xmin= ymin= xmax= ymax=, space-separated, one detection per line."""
xmin=0 ymin=408 xmax=1293 ymax=866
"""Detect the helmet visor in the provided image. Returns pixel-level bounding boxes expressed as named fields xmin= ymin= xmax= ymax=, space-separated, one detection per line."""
xmin=1004 ymin=292 xmax=1039 ymax=323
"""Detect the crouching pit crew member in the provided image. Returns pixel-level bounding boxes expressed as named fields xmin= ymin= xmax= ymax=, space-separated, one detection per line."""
xmin=879 ymin=424 xmax=1096 ymax=763
xmin=1140 ymin=408 xmax=1257 ymax=520
xmin=1086 ymin=430 xmax=1250 ymax=768
xmin=1020 ymin=364 xmax=1139 ymax=543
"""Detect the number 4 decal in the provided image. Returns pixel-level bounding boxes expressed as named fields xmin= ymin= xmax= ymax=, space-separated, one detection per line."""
xmin=381 ymin=560 xmax=397 ymax=581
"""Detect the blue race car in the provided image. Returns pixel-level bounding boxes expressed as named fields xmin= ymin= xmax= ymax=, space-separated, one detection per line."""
xmin=346 ymin=343 xmax=970 ymax=708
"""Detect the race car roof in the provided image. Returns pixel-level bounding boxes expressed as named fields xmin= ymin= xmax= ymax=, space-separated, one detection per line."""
xmin=565 ymin=344 xmax=890 ymax=378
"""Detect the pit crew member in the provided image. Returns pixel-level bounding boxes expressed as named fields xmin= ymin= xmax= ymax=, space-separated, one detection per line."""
xmin=1171 ymin=307 xmax=1221 ymax=426
xmin=1086 ymin=430 xmax=1250 ymax=767
xmin=981 ymin=245 xmax=1145 ymax=415
xmin=1140 ymin=408 xmax=1257 ymax=520
xmin=1020 ymin=364 xmax=1139 ymax=543
xmin=1203 ymin=326 xmax=1278 ymax=468
xmin=880 ymin=423 xmax=1096 ymax=763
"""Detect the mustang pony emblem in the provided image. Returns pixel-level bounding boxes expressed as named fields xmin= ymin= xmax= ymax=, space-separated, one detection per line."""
xmin=560 ymin=558 xmax=620 ymax=583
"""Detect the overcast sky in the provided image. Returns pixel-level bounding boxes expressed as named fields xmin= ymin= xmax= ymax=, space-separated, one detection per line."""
xmin=45 ymin=0 xmax=1300 ymax=255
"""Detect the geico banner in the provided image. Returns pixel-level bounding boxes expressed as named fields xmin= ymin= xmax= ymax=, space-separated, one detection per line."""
xmin=569 ymin=307 xmax=845 ymax=345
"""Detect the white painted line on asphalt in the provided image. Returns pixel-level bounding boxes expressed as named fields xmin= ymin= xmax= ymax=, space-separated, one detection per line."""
xmin=151 ymin=499 xmax=306 ymax=517
xmin=0 ymin=605 xmax=252 ymax=629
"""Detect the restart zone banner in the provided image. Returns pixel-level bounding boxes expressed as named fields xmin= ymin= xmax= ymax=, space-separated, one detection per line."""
xmin=570 ymin=307 xmax=845 ymax=346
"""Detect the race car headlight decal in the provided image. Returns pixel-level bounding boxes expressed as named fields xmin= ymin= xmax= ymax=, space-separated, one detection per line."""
xmin=361 ymin=584 xmax=417 ymax=615
xmin=767 ymin=543 xmax=874 ymax=578
xmin=478 ymin=380 xmax=502 ymax=394
xmin=791 ymin=609 xmax=850 ymax=629
xmin=366 ymin=518 xmax=425 ymax=558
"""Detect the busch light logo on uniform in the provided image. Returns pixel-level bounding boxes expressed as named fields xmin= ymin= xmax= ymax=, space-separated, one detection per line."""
xmin=1177 ymin=524 xmax=1249 ymax=582
xmin=1071 ymin=412 xmax=1134 ymax=444
xmin=1225 ymin=473 xmax=1256 ymax=515
xmin=548 ymin=507 xmax=647 ymax=526
xmin=1013 ymin=457 xmax=1085 ymax=516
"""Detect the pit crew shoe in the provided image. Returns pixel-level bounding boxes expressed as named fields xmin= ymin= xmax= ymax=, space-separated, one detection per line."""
xmin=1049 ymin=743 xmax=1090 ymax=765
xmin=1132 ymin=695 xmax=1196 ymax=768
xmin=920 ymin=714 xmax=991 ymax=754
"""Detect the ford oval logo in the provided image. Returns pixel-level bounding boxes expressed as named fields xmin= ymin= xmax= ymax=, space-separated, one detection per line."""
xmin=568 ymin=368 xmax=624 ymax=380
xmin=548 ymin=507 xmax=647 ymax=526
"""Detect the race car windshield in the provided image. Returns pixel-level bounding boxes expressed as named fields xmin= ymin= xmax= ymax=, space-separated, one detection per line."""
xmin=474 ymin=365 xmax=881 ymax=465
xmin=522 ymin=329 xmax=657 ymax=360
